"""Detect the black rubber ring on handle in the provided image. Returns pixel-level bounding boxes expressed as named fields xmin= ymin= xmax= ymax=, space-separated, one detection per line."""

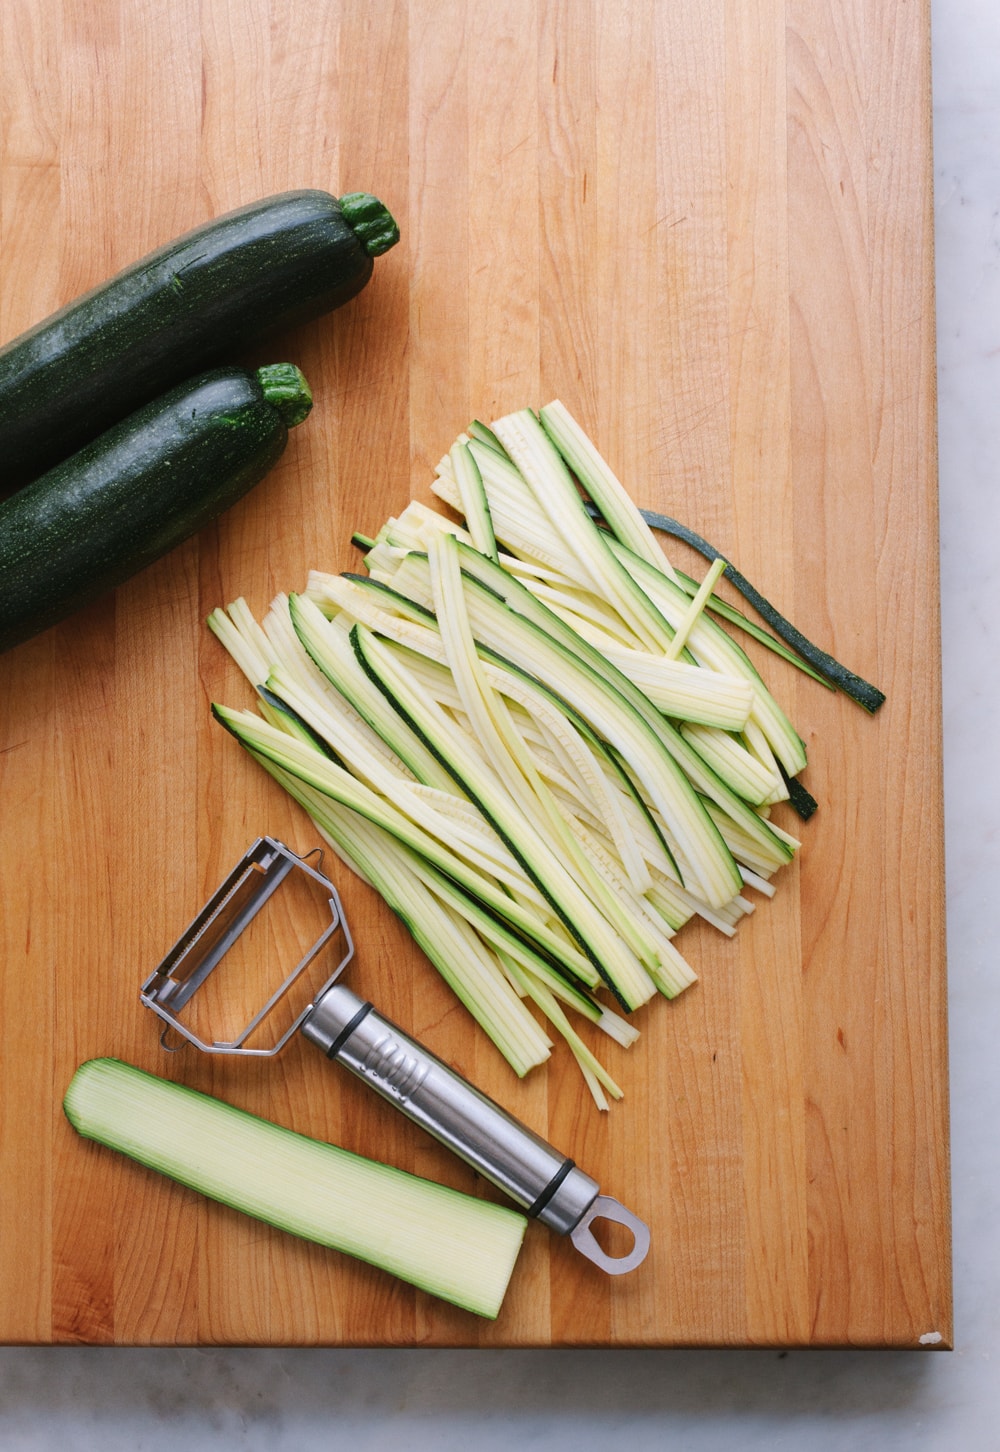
xmin=322 ymin=997 xmax=375 ymax=1060
xmin=526 ymin=1156 xmax=578 ymax=1220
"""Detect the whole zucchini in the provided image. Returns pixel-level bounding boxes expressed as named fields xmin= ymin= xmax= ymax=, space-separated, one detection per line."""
xmin=0 ymin=189 xmax=397 ymax=484
xmin=0 ymin=362 xmax=312 ymax=655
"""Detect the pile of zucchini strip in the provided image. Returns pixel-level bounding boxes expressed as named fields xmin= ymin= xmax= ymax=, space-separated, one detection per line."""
xmin=210 ymin=402 xmax=808 ymax=1109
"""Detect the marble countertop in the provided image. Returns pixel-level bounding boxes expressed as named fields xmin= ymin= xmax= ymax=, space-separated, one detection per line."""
xmin=2 ymin=0 xmax=997 ymax=1444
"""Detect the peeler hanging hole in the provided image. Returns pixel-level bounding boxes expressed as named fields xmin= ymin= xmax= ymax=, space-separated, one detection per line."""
xmin=569 ymin=1194 xmax=651 ymax=1276
xmin=588 ymin=1213 xmax=638 ymax=1259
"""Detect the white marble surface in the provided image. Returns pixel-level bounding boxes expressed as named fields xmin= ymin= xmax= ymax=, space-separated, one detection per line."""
xmin=2 ymin=0 xmax=997 ymax=1444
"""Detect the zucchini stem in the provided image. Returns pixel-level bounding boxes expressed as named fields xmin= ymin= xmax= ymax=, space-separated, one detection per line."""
xmin=256 ymin=363 xmax=313 ymax=428
xmin=338 ymin=192 xmax=401 ymax=257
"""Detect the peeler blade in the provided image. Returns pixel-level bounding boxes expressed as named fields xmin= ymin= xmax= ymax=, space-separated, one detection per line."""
xmin=140 ymin=837 xmax=354 ymax=1056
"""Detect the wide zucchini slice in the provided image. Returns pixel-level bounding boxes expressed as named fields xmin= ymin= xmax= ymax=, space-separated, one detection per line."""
xmin=64 ymin=1058 xmax=527 ymax=1320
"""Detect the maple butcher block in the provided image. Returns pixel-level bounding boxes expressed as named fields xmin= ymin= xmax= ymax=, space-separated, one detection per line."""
xmin=0 ymin=0 xmax=949 ymax=1347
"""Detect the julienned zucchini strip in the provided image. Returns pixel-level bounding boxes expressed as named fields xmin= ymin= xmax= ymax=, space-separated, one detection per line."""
xmin=490 ymin=409 xmax=676 ymax=655
xmin=261 ymin=758 xmax=555 ymax=1078
xmin=265 ymin=763 xmax=634 ymax=1106
xmin=349 ymin=626 xmax=660 ymax=1010
xmin=266 ymin=754 xmax=639 ymax=1107
xmin=208 ymin=398 xmax=834 ymax=1110
xmin=211 ymin=700 xmax=605 ymax=995
xmin=210 ymin=595 xmax=647 ymax=1105
xmin=631 ymin=510 xmax=885 ymax=714
xmin=64 ymin=1057 xmax=526 ymax=1319
xmin=430 ymin=436 xmax=808 ymax=784
xmin=355 ymin=542 xmax=793 ymax=880
xmin=285 ymin=587 xmax=669 ymax=989
xmin=536 ymin=399 xmax=883 ymax=712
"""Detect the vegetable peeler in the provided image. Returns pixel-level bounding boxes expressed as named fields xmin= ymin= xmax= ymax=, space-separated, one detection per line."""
xmin=140 ymin=836 xmax=650 ymax=1275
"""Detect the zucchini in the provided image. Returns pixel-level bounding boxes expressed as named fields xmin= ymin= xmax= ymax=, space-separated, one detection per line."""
xmin=64 ymin=1057 xmax=527 ymax=1319
xmin=0 ymin=362 xmax=312 ymax=655
xmin=0 ymin=189 xmax=398 ymax=484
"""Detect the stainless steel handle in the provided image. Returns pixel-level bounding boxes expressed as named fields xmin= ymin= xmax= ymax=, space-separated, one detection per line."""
xmin=301 ymin=983 xmax=649 ymax=1274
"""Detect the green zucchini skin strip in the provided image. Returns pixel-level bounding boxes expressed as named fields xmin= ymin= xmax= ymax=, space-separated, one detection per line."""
xmin=628 ymin=508 xmax=886 ymax=713
xmin=673 ymin=568 xmax=831 ymax=685
xmin=64 ymin=1057 xmax=526 ymax=1319
xmin=782 ymin=768 xmax=819 ymax=820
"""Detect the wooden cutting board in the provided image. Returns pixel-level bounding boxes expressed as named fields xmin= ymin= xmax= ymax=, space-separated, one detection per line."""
xmin=0 ymin=0 xmax=950 ymax=1347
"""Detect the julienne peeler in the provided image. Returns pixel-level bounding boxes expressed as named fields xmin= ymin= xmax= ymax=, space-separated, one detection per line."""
xmin=140 ymin=835 xmax=650 ymax=1276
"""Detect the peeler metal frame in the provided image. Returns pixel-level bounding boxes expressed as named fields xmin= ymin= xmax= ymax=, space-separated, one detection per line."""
xmin=142 ymin=837 xmax=354 ymax=1057
xmin=141 ymin=836 xmax=651 ymax=1277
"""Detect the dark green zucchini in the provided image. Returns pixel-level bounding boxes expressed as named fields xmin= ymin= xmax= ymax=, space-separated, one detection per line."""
xmin=0 ymin=189 xmax=397 ymax=485
xmin=0 ymin=362 xmax=312 ymax=655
